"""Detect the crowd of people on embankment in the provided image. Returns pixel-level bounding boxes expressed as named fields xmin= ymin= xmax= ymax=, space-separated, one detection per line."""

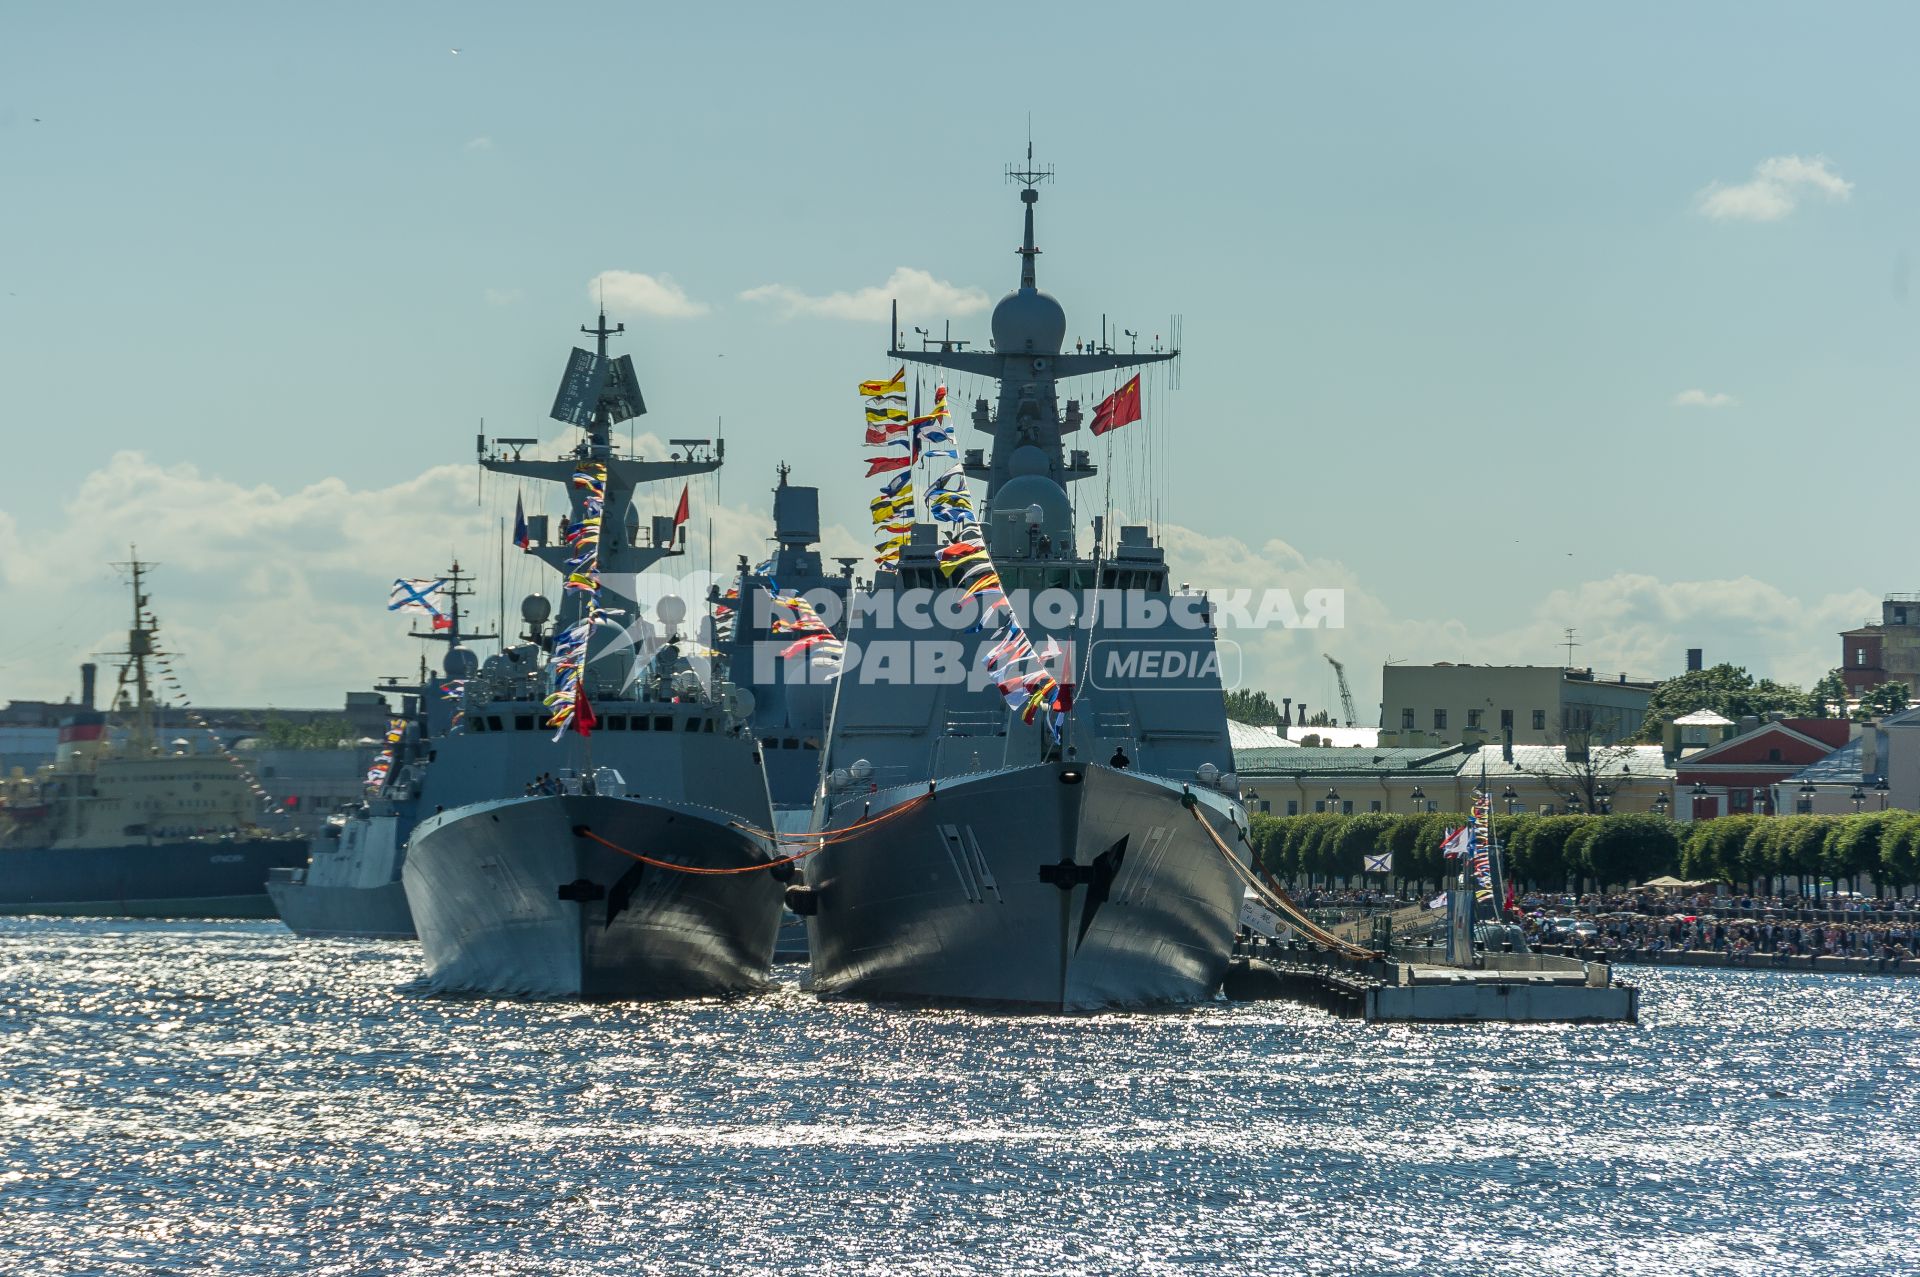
xmin=1280 ymin=885 xmax=1920 ymax=968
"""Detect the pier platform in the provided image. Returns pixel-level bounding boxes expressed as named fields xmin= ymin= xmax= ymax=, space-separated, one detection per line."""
xmin=1224 ymin=944 xmax=1638 ymax=1024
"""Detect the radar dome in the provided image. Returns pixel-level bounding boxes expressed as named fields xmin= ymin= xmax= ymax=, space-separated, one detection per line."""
xmin=520 ymin=593 xmax=551 ymax=625
xmin=991 ymin=475 xmax=1072 ymax=539
xmin=991 ymin=287 xmax=1066 ymax=355
xmin=444 ymin=646 xmax=480 ymax=679
xmin=655 ymin=594 xmax=687 ymax=628
xmin=1008 ymin=444 xmax=1049 ymax=478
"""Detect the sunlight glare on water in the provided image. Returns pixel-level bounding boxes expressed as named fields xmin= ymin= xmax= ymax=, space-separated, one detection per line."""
xmin=1 ymin=919 xmax=1917 ymax=1276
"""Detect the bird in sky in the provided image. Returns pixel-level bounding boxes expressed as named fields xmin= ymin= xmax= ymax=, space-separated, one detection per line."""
xmin=450 ymin=48 xmax=461 ymax=55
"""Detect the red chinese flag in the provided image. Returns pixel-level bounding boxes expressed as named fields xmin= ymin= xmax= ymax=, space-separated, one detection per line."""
xmin=571 ymin=680 xmax=598 ymax=738
xmin=672 ymin=484 xmax=690 ymax=528
xmin=1089 ymin=374 xmax=1143 ymax=436
xmin=864 ymin=454 xmax=913 ymax=476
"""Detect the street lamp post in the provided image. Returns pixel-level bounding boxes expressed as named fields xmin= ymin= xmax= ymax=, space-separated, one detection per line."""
xmin=1876 ymin=778 xmax=1891 ymax=811
xmin=1502 ymin=785 xmax=1518 ymax=816
xmin=1408 ymin=785 xmax=1425 ymax=814
xmin=1326 ymin=787 xmax=1341 ymax=815
xmin=1653 ymin=791 xmax=1670 ymax=819
xmin=1594 ymin=783 xmax=1612 ymax=816
xmin=1799 ymin=782 xmax=1817 ymax=815
xmin=1850 ymin=785 xmax=1867 ymax=815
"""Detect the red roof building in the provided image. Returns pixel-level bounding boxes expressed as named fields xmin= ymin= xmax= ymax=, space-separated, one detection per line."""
xmin=1673 ymin=718 xmax=1852 ymax=821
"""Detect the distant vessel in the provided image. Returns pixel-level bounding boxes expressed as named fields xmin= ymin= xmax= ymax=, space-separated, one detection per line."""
xmin=0 ymin=560 xmax=308 ymax=917
xmin=400 ymin=310 xmax=787 ymax=999
xmin=718 ymin=464 xmax=854 ymax=829
xmin=716 ymin=465 xmax=854 ymax=961
xmin=795 ymin=152 xmax=1248 ymax=1010
xmin=266 ymin=564 xmax=496 ymax=940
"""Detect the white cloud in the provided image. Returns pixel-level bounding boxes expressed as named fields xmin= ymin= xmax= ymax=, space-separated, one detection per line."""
xmin=1696 ymin=154 xmax=1852 ymax=222
xmin=1670 ymin=389 xmax=1737 ymax=408
xmin=483 ymin=287 xmax=522 ymax=307
xmin=464 ymin=136 xmax=493 ymax=152
xmin=590 ymin=270 xmax=710 ymax=319
xmin=739 ymin=267 xmax=989 ymax=322
xmin=1154 ymin=521 xmax=1872 ymax=721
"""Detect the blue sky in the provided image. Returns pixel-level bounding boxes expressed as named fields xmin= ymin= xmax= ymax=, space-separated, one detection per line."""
xmin=2 ymin=2 xmax=1914 ymax=715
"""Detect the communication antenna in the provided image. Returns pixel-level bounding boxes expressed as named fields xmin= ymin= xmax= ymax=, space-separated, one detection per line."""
xmin=1562 ymin=627 xmax=1581 ymax=666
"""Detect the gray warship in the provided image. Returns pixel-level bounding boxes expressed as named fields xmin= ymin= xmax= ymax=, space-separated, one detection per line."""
xmin=792 ymin=154 xmax=1250 ymax=1010
xmin=400 ymin=311 xmax=787 ymax=999
xmin=266 ymin=564 xmax=496 ymax=940
xmin=0 ymin=562 xmax=308 ymax=917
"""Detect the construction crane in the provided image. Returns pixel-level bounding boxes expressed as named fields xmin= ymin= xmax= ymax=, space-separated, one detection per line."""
xmin=1324 ymin=653 xmax=1358 ymax=727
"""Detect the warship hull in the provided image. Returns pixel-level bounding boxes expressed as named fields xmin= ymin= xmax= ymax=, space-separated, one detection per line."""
xmin=266 ymin=873 xmax=416 ymax=940
xmin=804 ymin=764 xmax=1247 ymax=1011
xmin=0 ymin=837 xmax=310 ymax=919
xmin=403 ymin=793 xmax=786 ymax=999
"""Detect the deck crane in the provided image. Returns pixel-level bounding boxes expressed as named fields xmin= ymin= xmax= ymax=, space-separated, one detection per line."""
xmin=1324 ymin=653 xmax=1358 ymax=727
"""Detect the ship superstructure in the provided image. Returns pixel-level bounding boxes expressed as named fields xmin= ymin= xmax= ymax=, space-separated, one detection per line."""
xmin=795 ymin=154 xmax=1249 ymax=1010
xmin=400 ymin=311 xmax=786 ymax=999
xmin=0 ymin=560 xmax=308 ymax=916
xmin=716 ymin=465 xmax=855 ymax=828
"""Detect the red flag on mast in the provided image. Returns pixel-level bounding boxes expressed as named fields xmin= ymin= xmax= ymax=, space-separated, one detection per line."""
xmin=571 ymin=680 xmax=598 ymax=738
xmin=672 ymin=484 xmax=690 ymax=529
xmin=1089 ymin=374 xmax=1143 ymax=436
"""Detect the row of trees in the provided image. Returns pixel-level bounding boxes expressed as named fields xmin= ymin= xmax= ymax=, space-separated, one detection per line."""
xmin=1246 ymin=810 xmax=1920 ymax=897
xmin=1630 ymin=663 xmax=1910 ymax=740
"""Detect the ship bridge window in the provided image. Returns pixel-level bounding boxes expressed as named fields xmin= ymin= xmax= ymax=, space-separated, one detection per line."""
xmin=487 ymin=716 xmax=504 ymax=732
xmin=632 ymin=716 xmax=649 ymax=730
xmin=762 ymin=737 xmax=779 ymax=749
xmin=782 ymin=738 xmax=799 ymax=751
xmin=514 ymin=715 xmax=534 ymax=732
xmin=603 ymin=716 xmax=626 ymax=730
xmin=704 ymin=719 xmax=715 ymax=733
xmin=684 ymin=717 xmax=705 ymax=732
xmin=654 ymin=716 xmax=673 ymax=732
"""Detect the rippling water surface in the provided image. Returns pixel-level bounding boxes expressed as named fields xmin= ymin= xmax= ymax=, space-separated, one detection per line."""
xmin=2 ymin=920 xmax=1917 ymax=1276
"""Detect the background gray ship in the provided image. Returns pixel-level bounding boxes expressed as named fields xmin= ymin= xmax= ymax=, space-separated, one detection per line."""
xmin=400 ymin=311 xmax=787 ymax=999
xmin=716 ymin=464 xmax=853 ymax=831
xmin=796 ymin=155 xmax=1250 ymax=1010
xmin=266 ymin=564 xmax=496 ymax=941
xmin=0 ymin=562 xmax=308 ymax=917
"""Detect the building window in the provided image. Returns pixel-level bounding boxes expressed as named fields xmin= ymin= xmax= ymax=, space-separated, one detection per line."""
xmin=1433 ymin=709 xmax=1447 ymax=731
xmin=1467 ymin=709 xmax=1482 ymax=729
xmin=1368 ymin=799 xmax=1382 ymax=812
xmin=1767 ymin=748 xmax=1782 ymax=762
xmin=1796 ymin=796 xmax=1813 ymax=814
xmin=1858 ymin=648 xmax=1868 ymax=666
xmin=1341 ymin=800 xmax=1354 ymax=815
xmin=1401 ymin=708 xmax=1415 ymax=729
xmin=1286 ymin=800 xmax=1298 ymax=816
xmin=1532 ymin=710 xmax=1546 ymax=731
xmin=1313 ymin=800 xmax=1326 ymax=813
xmin=1500 ymin=709 xmax=1513 ymax=730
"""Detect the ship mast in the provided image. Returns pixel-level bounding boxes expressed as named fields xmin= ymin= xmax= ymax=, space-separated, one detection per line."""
xmin=108 ymin=551 xmax=160 ymax=755
xmin=884 ymin=145 xmax=1179 ymax=505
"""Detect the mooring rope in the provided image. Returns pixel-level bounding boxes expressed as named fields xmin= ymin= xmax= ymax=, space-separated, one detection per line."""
xmin=1184 ymin=799 xmax=1378 ymax=961
xmin=573 ymin=791 xmax=934 ymax=876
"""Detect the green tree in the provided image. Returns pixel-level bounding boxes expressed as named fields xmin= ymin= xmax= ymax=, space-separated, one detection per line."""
xmin=1630 ymin=664 xmax=1814 ymax=742
xmin=1223 ymin=688 xmax=1283 ymax=726
xmin=1810 ymin=668 xmax=1849 ymax=718
xmin=1679 ymin=815 xmax=1761 ymax=884
xmin=1881 ymin=815 xmax=1920 ymax=892
xmin=1854 ymin=682 xmax=1912 ymax=721
xmin=261 ymin=715 xmax=355 ymax=750
xmin=1522 ymin=815 xmax=1592 ymax=891
xmin=1824 ymin=812 xmax=1897 ymax=892
xmin=1577 ymin=814 xmax=1681 ymax=888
